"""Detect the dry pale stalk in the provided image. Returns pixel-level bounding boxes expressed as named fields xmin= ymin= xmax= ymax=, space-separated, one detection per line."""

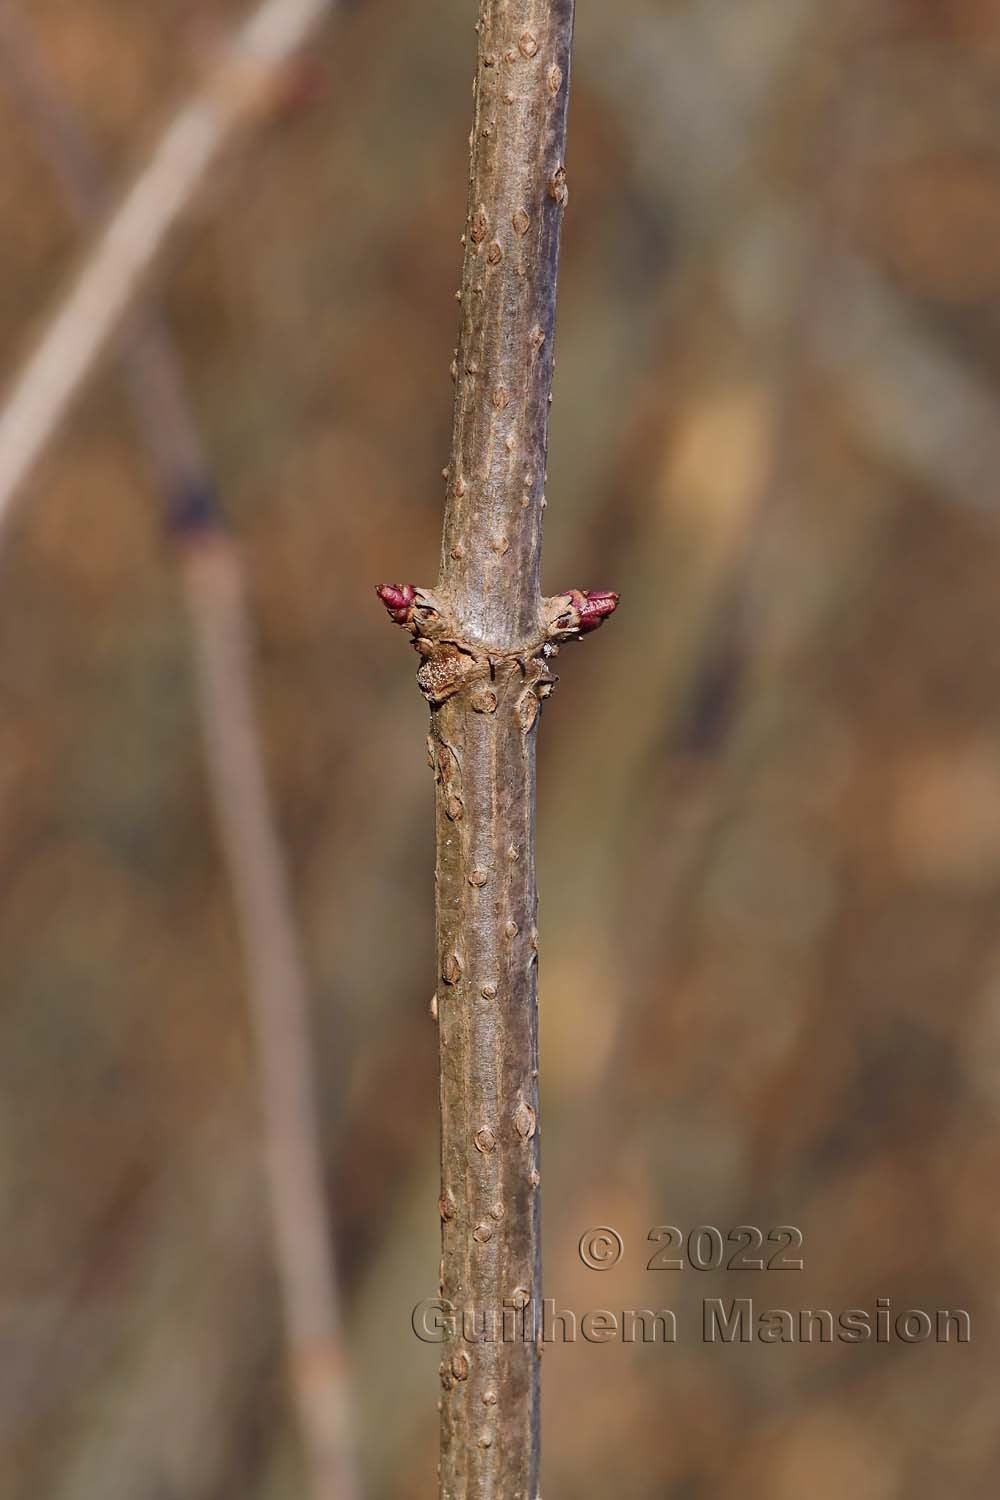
xmin=185 ymin=541 xmax=361 ymax=1500
xmin=378 ymin=4 xmax=617 ymax=1494
xmin=0 ymin=0 xmax=338 ymax=547
xmin=0 ymin=11 xmax=360 ymax=1496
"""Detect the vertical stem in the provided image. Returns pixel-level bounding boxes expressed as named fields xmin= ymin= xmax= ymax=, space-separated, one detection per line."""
xmin=432 ymin=659 xmax=544 ymax=1497
xmin=381 ymin=6 xmax=617 ymax=1498
xmin=435 ymin=6 xmax=573 ymax=1493
xmin=440 ymin=0 xmax=575 ymax=650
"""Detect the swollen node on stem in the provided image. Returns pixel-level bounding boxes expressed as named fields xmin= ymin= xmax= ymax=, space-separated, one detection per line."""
xmin=376 ymin=582 xmax=619 ymax=647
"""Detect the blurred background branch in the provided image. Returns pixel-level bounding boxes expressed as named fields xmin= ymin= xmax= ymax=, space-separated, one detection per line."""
xmin=0 ymin=0 xmax=338 ymax=547
xmin=184 ymin=539 xmax=361 ymax=1500
xmin=0 ymin=6 xmax=360 ymax=1497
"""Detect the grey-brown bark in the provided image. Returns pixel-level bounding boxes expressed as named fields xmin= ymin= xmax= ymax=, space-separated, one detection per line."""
xmin=379 ymin=3 xmax=616 ymax=1496
xmin=439 ymin=0 xmax=575 ymax=653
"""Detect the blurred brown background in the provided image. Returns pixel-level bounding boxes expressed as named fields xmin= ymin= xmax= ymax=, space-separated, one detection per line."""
xmin=1 ymin=0 xmax=999 ymax=1496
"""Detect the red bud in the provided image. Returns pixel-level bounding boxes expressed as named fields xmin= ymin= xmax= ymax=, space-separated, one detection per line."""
xmin=376 ymin=583 xmax=417 ymax=626
xmin=545 ymin=589 xmax=620 ymax=641
xmin=576 ymin=589 xmax=620 ymax=633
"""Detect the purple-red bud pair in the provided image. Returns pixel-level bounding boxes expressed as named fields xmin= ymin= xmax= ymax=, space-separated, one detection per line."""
xmin=376 ymin=583 xmax=619 ymax=635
